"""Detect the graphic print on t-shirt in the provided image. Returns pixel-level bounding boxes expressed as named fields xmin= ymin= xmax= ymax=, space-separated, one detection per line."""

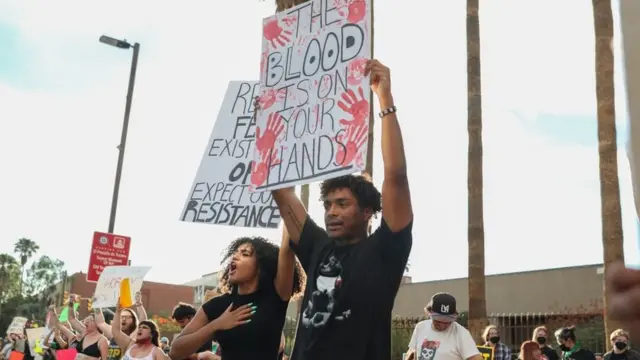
xmin=301 ymin=252 xmax=351 ymax=328
xmin=419 ymin=339 xmax=440 ymax=360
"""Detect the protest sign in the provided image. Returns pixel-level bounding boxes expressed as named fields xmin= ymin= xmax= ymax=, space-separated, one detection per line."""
xmin=6 ymin=317 xmax=27 ymax=335
xmin=25 ymin=328 xmax=45 ymax=355
xmin=87 ymin=231 xmax=131 ymax=282
xmin=92 ymin=266 xmax=150 ymax=309
xmin=8 ymin=351 xmax=24 ymax=360
xmin=477 ymin=346 xmax=494 ymax=360
xmin=252 ymin=0 xmax=372 ymax=191
xmin=181 ymin=81 xmax=281 ymax=228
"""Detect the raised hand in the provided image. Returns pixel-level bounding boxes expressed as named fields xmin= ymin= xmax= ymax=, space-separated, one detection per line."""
xmin=213 ymin=303 xmax=255 ymax=331
xmin=94 ymin=308 xmax=105 ymax=325
xmin=365 ymin=59 xmax=391 ymax=99
xmin=264 ymin=19 xmax=292 ymax=48
xmin=338 ymin=87 xmax=369 ymax=127
xmin=134 ymin=292 xmax=142 ymax=306
xmin=335 ymin=124 xmax=367 ymax=166
xmin=256 ymin=112 xmax=285 ymax=156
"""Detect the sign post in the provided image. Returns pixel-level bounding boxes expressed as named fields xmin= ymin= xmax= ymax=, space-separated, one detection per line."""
xmin=87 ymin=232 xmax=131 ymax=282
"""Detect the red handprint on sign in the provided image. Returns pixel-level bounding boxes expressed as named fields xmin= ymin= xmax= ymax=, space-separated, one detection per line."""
xmin=256 ymin=112 xmax=285 ymax=158
xmin=337 ymin=87 xmax=369 ymax=127
xmin=264 ymin=19 xmax=292 ymax=48
xmin=337 ymin=0 xmax=367 ymax=23
xmin=347 ymin=57 xmax=367 ymax=86
xmin=251 ymin=150 xmax=280 ymax=187
xmin=259 ymin=89 xmax=285 ymax=111
xmin=335 ymin=123 xmax=367 ymax=166
xmin=281 ymin=15 xmax=297 ymax=27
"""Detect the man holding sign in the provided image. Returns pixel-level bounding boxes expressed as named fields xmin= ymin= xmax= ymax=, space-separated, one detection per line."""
xmin=272 ymin=58 xmax=412 ymax=360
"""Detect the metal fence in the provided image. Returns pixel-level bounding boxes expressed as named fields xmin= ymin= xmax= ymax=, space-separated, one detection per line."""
xmin=282 ymin=312 xmax=606 ymax=360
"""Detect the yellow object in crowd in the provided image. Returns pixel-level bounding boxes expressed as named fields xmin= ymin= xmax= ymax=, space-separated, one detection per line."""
xmin=119 ymin=278 xmax=133 ymax=308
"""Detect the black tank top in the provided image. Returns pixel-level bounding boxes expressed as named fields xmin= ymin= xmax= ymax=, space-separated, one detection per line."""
xmin=75 ymin=337 xmax=101 ymax=358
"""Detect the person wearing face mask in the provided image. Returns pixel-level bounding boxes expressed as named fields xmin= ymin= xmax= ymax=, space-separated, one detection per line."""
xmin=603 ymin=329 xmax=640 ymax=360
xmin=406 ymin=293 xmax=482 ymax=360
xmin=483 ymin=325 xmax=511 ymax=360
xmin=532 ymin=326 xmax=559 ymax=360
xmin=554 ymin=327 xmax=595 ymax=360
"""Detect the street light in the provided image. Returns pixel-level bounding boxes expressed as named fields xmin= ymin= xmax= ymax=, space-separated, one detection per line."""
xmin=99 ymin=35 xmax=140 ymax=235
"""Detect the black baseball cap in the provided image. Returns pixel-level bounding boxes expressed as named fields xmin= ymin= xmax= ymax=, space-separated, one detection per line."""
xmin=427 ymin=292 xmax=458 ymax=322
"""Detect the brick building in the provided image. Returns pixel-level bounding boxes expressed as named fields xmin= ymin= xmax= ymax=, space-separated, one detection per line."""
xmin=49 ymin=272 xmax=193 ymax=316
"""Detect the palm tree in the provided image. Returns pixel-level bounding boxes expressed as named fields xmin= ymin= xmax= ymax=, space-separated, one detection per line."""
xmin=466 ymin=0 xmax=488 ymax=341
xmin=592 ymin=0 xmax=624 ymax=350
xmin=14 ymin=238 xmax=40 ymax=295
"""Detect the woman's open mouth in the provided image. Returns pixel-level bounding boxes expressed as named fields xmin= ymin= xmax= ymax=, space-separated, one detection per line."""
xmin=229 ymin=262 xmax=237 ymax=275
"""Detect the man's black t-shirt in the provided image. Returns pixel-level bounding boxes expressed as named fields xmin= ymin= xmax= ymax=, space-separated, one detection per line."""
xmin=290 ymin=217 xmax=412 ymax=360
xmin=201 ymin=285 xmax=288 ymax=360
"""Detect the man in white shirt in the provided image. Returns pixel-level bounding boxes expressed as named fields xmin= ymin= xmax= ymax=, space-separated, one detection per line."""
xmin=407 ymin=293 xmax=483 ymax=360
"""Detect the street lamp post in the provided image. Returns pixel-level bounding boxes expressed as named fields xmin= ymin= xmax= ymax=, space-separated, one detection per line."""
xmin=99 ymin=35 xmax=140 ymax=234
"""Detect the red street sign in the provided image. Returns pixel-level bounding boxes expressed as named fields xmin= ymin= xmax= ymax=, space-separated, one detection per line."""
xmin=87 ymin=231 xmax=131 ymax=282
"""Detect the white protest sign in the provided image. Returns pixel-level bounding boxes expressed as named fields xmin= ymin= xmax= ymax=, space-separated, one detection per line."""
xmin=6 ymin=316 xmax=27 ymax=335
xmin=181 ymin=81 xmax=281 ymax=228
xmin=26 ymin=327 xmax=45 ymax=354
xmin=92 ymin=266 xmax=150 ymax=308
xmin=251 ymin=0 xmax=372 ymax=191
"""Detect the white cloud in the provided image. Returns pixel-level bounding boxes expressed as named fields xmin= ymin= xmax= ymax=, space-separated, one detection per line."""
xmin=0 ymin=0 xmax=636 ymax=286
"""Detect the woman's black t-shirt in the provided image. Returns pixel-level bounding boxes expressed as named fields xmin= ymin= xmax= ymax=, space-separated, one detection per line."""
xmin=201 ymin=286 xmax=288 ymax=360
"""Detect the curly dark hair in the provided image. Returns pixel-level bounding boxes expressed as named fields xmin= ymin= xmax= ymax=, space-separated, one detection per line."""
xmin=218 ymin=236 xmax=305 ymax=299
xmin=320 ymin=173 xmax=382 ymax=213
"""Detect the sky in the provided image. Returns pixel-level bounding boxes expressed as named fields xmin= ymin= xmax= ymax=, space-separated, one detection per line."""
xmin=0 ymin=0 xmax=638 ymax=286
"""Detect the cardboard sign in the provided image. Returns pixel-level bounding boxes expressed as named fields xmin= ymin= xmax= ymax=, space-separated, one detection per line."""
xmin=6 ymin=317 xmax=27 ymax=335
xmin=478 ymin=346 xmax=494 ymax=360
xmin=92 ymin=266 xmax=150 ymax=308
xmin=180 ymin=81 xmax=281 ymax=228
xmin=87 ymin=231 xmax=132 ymax=282
xmin=253 ymin=0 xmax=372 ymax=191
xmin=25 ymin=328 xmax=45 ymax=355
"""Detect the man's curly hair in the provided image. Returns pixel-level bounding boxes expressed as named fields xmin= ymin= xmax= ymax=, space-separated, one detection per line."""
xmin=320 ymin=174 xmax=382 ymax=214
xmin=218 ymin=236 xmax=305 ymax=299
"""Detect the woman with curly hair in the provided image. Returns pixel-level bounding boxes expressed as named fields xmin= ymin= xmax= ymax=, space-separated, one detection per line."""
xmin=169 ymin=234 xmax=304 ymax=360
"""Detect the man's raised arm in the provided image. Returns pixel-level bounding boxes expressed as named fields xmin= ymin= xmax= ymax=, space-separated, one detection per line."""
xmin=272 ymin=187 xmax=308 ymax=244
xmin=367 ymin=60 xmax=413 ymax=231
